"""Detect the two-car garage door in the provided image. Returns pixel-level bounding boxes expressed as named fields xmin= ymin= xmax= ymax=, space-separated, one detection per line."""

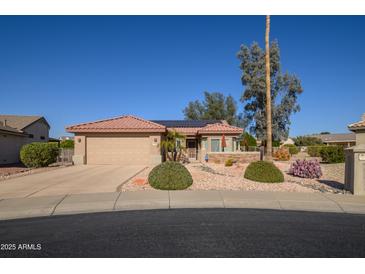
xmin=86 ymin=136 xmax=150 ymax=165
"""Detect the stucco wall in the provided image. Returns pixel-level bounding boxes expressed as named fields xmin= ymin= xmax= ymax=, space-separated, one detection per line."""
xmin=207 ymin=152 xmax=260 ymax=164
xmin=23 ymin=120 xmax=49 ymax=142
xmin=0 ymin=120 xmax=50 ymax=164
xmin=0 ymin=133 xmax=26 ymax=164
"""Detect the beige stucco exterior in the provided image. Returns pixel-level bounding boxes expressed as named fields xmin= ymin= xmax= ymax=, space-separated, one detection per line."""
xmin=0 ymin=119 xmax=50 ymax=164
xmin=73 ymin=132 xmax=162 ymax=166
xmin=345 ymin=114 xmax=365 ymax=195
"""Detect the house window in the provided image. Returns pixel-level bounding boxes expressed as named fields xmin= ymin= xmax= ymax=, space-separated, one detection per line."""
xmin=211 ymin=139 xmax=220 ymax=152
xmin=29 ymin=134 xmax=34 ymax=138
xmin=40 ymin=136 xmax=45 ymax=140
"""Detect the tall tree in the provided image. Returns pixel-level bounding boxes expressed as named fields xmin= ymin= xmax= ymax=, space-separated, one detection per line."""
xmin=183 ymin=91 xmax=240 ymax=125
xmin=265 ymin=15 xmax=273 ymax=159
xmin=237 ymin=35 xmax=303 ymax=142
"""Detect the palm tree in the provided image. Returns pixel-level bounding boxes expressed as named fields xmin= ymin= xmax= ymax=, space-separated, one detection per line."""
xmin=160 ymin=130 xmax=186 ymax=161
xmin=265 ymin=15 xmax=273 ymax=160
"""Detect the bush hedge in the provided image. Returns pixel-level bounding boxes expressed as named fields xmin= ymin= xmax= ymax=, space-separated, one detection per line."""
xmin=60 ymin=139 xmax=74 ymax=149
xmin=244 ymin=161 xmax=284 ymax=183
xmin=307 ymin=145 xmax=345 ymax=163
xmin=274 ymin=147 xmax=290 ymax=161
xmin=148 ymin=161 xmax=193 ymax=190
xmin=320 ymin=146 xmax=345 ymax=163
xmin=284 ymin=144 xmax=299 ymax=155
xmin=307 ymin=146 xmax=325 ymax=157
xmin=289 ymin=159 xmax=322 ymax=179
xmin=293 ymin=136 xmax=323 ymax=146
xmin=225 ymin=158 xmax=234 ymax=167
xmin=20 ymin=142 xmax=59 ymax=168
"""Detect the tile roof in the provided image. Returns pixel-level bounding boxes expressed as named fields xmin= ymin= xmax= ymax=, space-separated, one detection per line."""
xmin=348 ymin=113 xmax=365 ymax=130
xmin=0 ymin=115 xmax=48 ymax=130
xmin=312 ymin=133 xmax=356 ymax=143
xmin=66 ymin=115 xmax=166 ymax=133
xmin=167 ymin=127 xmax=199 ymax=135
xmin=348 ymin=119 xmax=365 ymax=131
xmin=198 ymin=123 xmax=243 ymax=134
xmin=152 ymin=120 xmax=222 ymax=128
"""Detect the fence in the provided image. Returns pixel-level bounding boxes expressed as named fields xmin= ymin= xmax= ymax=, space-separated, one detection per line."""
xmin=57 ymin=148 xmax=74 ymax=164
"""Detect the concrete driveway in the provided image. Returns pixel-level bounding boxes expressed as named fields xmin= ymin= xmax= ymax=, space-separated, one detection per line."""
xmin=0 ymin=165 xmax=146 ymax=199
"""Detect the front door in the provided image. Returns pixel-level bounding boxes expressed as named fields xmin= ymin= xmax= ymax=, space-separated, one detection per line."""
xmin=187 ymin=139 xmax=197 ymax=160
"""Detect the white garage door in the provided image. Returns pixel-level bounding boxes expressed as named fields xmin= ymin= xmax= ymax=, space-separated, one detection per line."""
xmin=86 ymin=136 xmax=150 ymax=165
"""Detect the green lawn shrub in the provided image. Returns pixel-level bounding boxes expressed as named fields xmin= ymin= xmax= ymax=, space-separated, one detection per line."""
xmin=20 ymin=142 xmax=59 ymax=168
xmin=319 ymin=146 xmax=345 ymax=163
xmin=225 ymin=158 xmax=234 ymax=167
xmin=284 ymin=144 xmax=299 ymax=155
xmin=148 ymin=161 xmax=193 ymax=190
xmin=60 ymin=139 xmax=74 ymax=149
xmin=244 ymin=161 xmax=284 ymax=183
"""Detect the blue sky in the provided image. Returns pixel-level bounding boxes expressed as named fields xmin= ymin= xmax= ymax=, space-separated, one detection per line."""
xmin=0 ymin=16 xmax=364 ymax=138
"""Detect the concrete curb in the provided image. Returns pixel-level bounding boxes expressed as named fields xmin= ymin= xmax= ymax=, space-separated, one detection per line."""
xmin=0 ymin=190 xmax=365 ymax=221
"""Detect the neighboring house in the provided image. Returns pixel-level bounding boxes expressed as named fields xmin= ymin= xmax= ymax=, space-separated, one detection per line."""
xmin=66 ymin=115 xmax=243 ymax=166
xmin=311 ymin=133 xmax=356 ymax=147
xmin=281 ymin=137 xmax=295 ymax=146
xmin=0 ymin=115 xmax=50 ymax=164
xmin=348 ymin=113 xmax=365 ymax=145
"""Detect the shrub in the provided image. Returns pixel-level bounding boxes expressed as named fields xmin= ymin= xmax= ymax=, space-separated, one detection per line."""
xmin=240 ymin=132 xmax=257 ymax=147
xmin=284 ymin=144 xmax=299 ymax=155
xmin=272 ymin=140 xmax=281 ymax=147
xmin=148 ymin=161 xmax=193 ymax=190
xmin=20 ymin=142 xmax=59 ymax=168
xmin=60 ymin=139 xmax=74 ymax=149
xmin=293 ymin=136 xmax=323 ymax=146
xmin=225 ymin=158 xmax=234 ymax=167
xmin=289 ymin=159 xmax=322 ymax=179
xmin=320 ymin=146 xmax=345 ymax=163
xmin=244 ymin=161 xmax=284 ymax=183
xmin=307 ymin=146 xmax=325 ymax=157
xmin=274 ymin=147 xmax=290 ymax=161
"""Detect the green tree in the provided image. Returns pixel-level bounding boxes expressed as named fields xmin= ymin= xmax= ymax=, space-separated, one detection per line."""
xmin=240 ymin=132 xmax=257 ymax=151
xmin=183 ymin=91 xmax=240 ymax=125
xmin=60 ymin=139 xmax=74 ymax=149
xmin=237 ymin=40 xmax=303 ymax=141
xmin=293 ymin=136 xmax=323 ymax=146
xmin=160 ymin=130 xmax=186 ymax=162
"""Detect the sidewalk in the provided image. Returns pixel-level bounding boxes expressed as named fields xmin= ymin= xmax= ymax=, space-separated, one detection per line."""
xmin=1 ymin=190 xmax=365 ymax=221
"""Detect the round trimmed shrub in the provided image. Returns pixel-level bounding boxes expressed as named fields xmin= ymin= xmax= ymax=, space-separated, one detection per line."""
xmin=148 ymin=161 xmax=193 ymax=190
xmin=244 ymin=161 xmax=284 ymax=183
xmin=225 ymin=158 xmax=234 ymax=167
xmin=284 ymin=144 xmax=299 ymax=155
xmin=20 ymin=142 xmax=59 ymax=168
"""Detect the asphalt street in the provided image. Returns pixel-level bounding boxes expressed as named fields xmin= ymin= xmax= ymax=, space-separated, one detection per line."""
xmin=1 ymin=208 xmax=365 ymax=257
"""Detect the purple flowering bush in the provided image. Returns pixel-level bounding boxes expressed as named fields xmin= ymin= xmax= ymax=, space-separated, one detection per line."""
xmin=289 ymin=159 xmax=322 ymax=179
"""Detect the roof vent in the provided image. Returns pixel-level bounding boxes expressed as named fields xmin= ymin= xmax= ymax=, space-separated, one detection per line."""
xmin=3 ymin=119 xmax=6 ymax=127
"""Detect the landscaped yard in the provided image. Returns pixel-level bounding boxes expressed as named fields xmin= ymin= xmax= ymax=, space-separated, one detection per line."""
xmin=0 ymin=163 xmax=69 ymax=181
xmin=121 ymin=161 xmax=345 ymax=194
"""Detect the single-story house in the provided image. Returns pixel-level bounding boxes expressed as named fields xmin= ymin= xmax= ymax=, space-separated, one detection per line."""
xmin=0 ymin=115 xmax=50 ymax=164
xmin=66 ymin=115 xmax=244 ymax=166
xmin=311 ymin=133 xmax=356 ymax=147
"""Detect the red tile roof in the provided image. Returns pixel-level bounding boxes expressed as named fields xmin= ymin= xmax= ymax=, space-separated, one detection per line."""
xmin=198 ymin=123 xmax=243 ymax=134
xmin=66 ymin=115 xmax=166 ymax=133
xmin=348 ymin=118 xmax=365 ymax=131
xmin=66 ymin=115 xmax=243 ymax=135
xmin=167 ymin=127 xmax=199 ymax=135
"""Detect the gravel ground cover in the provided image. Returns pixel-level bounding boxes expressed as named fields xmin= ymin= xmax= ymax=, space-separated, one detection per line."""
xmin=121 ymin=161 xmax=345 ymax=194
xmin=0 ymin=163 xmax=70 ymax=182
